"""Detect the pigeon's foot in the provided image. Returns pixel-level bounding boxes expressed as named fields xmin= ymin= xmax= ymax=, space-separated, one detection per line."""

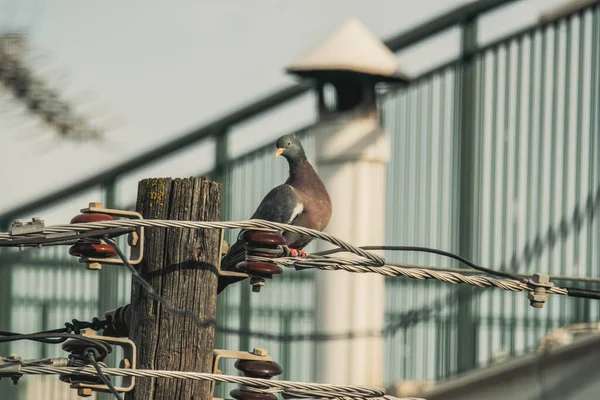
xmin=288 ymin=248 xmax=308 ymax=259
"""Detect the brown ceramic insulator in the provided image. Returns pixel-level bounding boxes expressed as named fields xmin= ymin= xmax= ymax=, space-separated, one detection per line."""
xmin=230 ymin=359 xmax=283 ymax=400
xmin=69 ymin=242 xmax=117 ymax=258
xmin=69 ymin=212 xmax=117 ymax=258
xmin=242 ymin=231 xmax=285 ymax=247
xmin=234 ymin=360 xmax=283 ymax=379
xmin=236 ymin=261 xmax=283 ymax=277
xmin=246 ymin=250 xmax=280 ymax=258
xmin=230 ymin=389 xmax=277 ymax=400
xmin=70 ymin=212 xmax=116 ymax=224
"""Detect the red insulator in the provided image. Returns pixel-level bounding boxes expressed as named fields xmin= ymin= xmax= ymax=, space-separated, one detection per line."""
xmin=236 ymin=261 xmax=283 ymax=277
xmin=242 ymin=231 xmax=285 ymax=247
xmin=234 ymin=360 xmax=283 ymax=379
xmin=69 ymin=212 xmax=117 ymax=259
xmin=230 ymin=359 xmax=283 ymax=400
xmin=70 ymin=213 xmax=115 ymax=224
xmin=69 ymin=243 xmax=116 ymax=258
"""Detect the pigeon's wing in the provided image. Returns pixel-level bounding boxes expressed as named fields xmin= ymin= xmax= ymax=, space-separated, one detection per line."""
xmin=249 ymin=184 xmax=303 ymax=224
xmin=218 ymin=184 xmax=302 ymax=293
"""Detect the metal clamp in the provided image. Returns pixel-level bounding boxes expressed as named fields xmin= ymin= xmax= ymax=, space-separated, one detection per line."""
xmin=210 ymin=348 xmax=274 ymax=399
xmin=527 ymin=273 xmax=555 ymax=309
xmin=9 ymin=217 xmax=45 ymax=236
xmin=0 ymin=354 xmax=23 ymax=384
xmin=61 ymin=330 xmax=136 ymax=397
xmin=71 ymin=202 xmax=144 ymax=270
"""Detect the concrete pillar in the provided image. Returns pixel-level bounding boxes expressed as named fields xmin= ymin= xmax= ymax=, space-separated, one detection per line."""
xmin=285 ymin=18 xmax=410 ymax=386
xmin=313 ymin=113 xmax=389 ymax=386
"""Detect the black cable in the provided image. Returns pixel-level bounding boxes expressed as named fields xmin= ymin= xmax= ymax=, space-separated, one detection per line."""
xmin=87 ymin=350 xmax=123 ymax=400
xmin=0 ymin=227 xmax=135 ymax=247
xmin=566 ymin=287 xmax=600 ymax=300
xmin=103 ymin=236 xmax=217 ymax=329
xmin=0 ymin=333 xmax=112 ymax=359
xmin=0 ymin=319 xmax=108 ymax=344
xmin=312 ymin=245 xmax=528 ymax=283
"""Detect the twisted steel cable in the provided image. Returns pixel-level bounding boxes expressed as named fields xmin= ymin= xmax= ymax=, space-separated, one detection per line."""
xmin=0 ymin=219 xmax=384 ymax=265
xmin=258 ymin=255 xmax=569 ymax=296
xmin=17 ymin=365 xmax=421 ymax=400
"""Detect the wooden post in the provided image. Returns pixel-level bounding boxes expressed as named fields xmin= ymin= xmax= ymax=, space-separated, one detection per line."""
xmin=129 ymin=177 xmax=222 ymax=400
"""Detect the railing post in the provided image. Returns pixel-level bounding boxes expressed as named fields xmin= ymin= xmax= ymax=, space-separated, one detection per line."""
xmin=455 ymin=16 xmax=479 ymax=374
xmin=211 ymin=131 xmax=237 ymax=353
xmin=0 ymin=217 xmax=15 ymax=398
xmin=97 ymin=179 xmax=122 ymax=400
xmin=98 ymin=179 xmax=121 ymax=321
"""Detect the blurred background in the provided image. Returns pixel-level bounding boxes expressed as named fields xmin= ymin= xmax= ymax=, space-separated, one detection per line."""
xmin=0 ymin=0 xmax=599 ymax=399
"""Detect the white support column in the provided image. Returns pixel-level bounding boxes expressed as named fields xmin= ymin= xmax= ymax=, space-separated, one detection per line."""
xmin=313 ymin=112 xmax=389 ymax=387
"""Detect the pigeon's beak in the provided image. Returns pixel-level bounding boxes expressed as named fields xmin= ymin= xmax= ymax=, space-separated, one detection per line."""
xmin=274 ymin=148 xmax=285 ymax=157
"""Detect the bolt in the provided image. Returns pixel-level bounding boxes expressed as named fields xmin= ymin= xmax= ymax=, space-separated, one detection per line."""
xmin=11 ymin=376 xmax=20 ymax=385
xmin=127 ymin=231 xmax=139 ymax=247
xmin=250 ymin=277 xmax=265 ymax=293
xmin=528 ymin=290 xmax=548 ymax=308
xmin=31 ymin=217 xmax=42 ymax=223
xmin=89 ymin=202 xmax=103 ymax=208
xmin=13 ymin=219 xmax=22 ymax=226
xmin=252 ymin=347 xmax=268 ymax=356
xmin=77 ymin=388 xmax=93 ymax=397
xmin=532 ymin=273 xmax=550 ymax=284
xmin=87 ymin=262 xmax=102 ymax=270
xmin=119 ymin=358 xmax=131 ymax=369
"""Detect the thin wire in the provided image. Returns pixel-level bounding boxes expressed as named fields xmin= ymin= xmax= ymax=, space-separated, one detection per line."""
xmin=87 ymin=352 xmax=123 ymax=400
xmin=312 ymin=245 xmax=528 ymax=282
xmin=0 ymin=333 xmax=112 ymax=359
xmin=0 ymin=319 xmax=109 ymax=344
xmin=103 ymin=237 xmax=218 ymax=329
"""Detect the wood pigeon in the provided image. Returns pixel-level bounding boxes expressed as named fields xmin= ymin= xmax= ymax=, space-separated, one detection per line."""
xmin=217 ymin=133 xmax=332 ymax=293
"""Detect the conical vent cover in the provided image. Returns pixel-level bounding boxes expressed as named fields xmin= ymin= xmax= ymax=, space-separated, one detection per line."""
xmin=286 ymin=18 xmax=409 ymax=82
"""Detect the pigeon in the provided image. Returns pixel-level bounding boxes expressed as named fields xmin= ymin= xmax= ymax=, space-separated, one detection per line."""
xmin=217 ymin=133 xmax=332 ymax=293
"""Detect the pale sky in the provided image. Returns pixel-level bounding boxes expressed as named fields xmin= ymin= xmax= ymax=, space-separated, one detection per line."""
xmin=0 ymin=0 xmax=566 ymax=224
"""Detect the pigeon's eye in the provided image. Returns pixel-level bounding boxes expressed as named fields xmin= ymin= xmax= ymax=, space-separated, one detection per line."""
xmin=287 ymin=141 xmax=291 ymax=146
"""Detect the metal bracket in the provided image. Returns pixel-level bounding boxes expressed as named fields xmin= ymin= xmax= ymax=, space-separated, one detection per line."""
xmin=77 ymin=203 xmax=144 ymax=268
xmin=216 ymin=228 xmax=249 ymax=280
xmin=66 ymin=330 xmax=136 ymax=396
xmin=210 ymin=348 xmax=273 ymax=397
xmin=527 ymin=273 xmax=555 ymax=309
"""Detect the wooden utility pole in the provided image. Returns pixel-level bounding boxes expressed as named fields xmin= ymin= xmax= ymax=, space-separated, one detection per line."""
xmin=129 ymin=177 xmax=222 ymax=400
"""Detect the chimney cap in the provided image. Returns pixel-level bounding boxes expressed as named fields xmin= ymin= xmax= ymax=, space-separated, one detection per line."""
xmin=286 ymin=18 xmax=410 ymax=83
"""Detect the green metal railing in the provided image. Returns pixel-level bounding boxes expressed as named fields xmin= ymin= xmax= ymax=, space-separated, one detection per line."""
xmin=1 ymin=0 xmax=599 ymax=398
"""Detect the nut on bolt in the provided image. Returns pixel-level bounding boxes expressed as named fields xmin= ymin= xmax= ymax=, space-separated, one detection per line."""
xmin=527 ymin=273 xmax=554 ymax=309
xmin=87 ymin=262 xmax=102 ymax=271
xmin=77 ymin=388 xmax=93 ymax=397
xmin=252 ymin=347 xmax=268 ymax=356
xmin=127 ymin=231 xmax=139 ymax=247
xmin=250 ymin=277 xmax=265 ymax=293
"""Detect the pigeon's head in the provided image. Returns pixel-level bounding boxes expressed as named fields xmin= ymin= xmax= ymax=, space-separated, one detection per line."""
xmin=274 ymin=134 xmax=306 ymax=163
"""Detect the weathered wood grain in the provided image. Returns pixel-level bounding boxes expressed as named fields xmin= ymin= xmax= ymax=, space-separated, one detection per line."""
xmin=129 ymin=177 xmax=222 ymax=400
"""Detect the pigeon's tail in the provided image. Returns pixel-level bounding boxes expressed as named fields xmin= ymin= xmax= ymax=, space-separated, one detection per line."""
xmin=217 ymin=238 xmax=248 ymax=294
